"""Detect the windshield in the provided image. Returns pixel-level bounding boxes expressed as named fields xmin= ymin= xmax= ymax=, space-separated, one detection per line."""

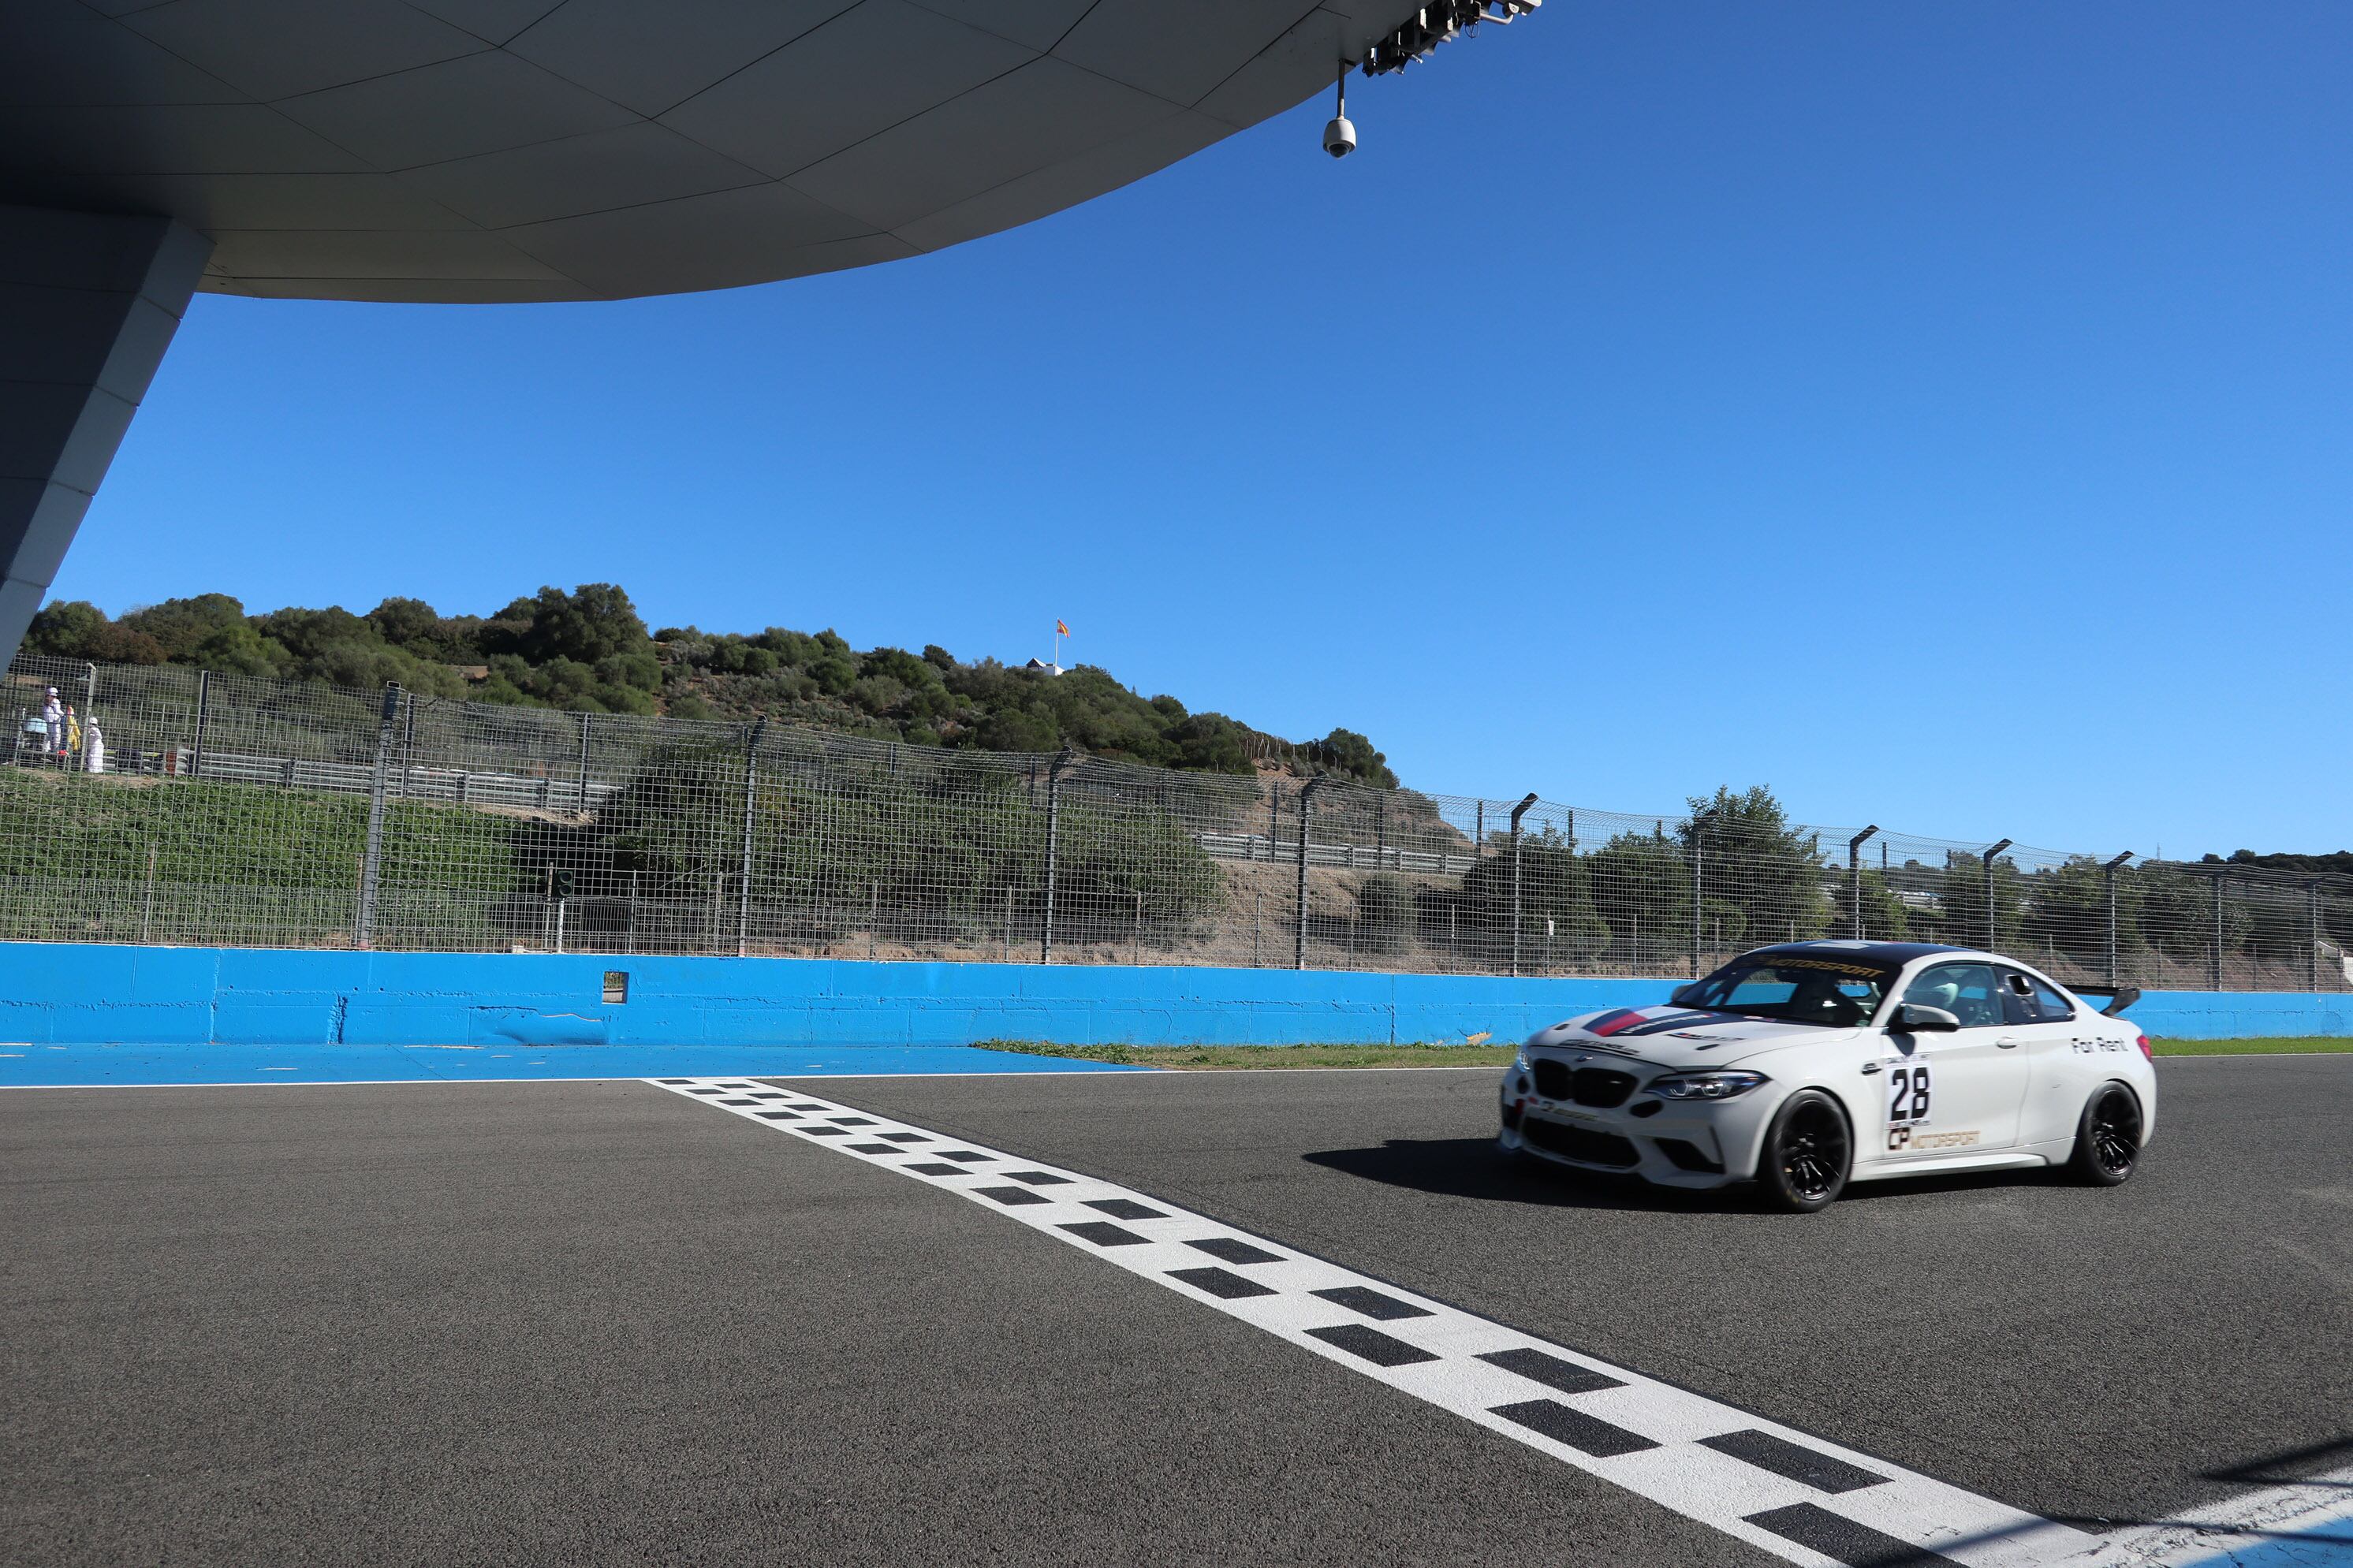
xmin=1679 ymin=955 xmax=1895 ymax=1028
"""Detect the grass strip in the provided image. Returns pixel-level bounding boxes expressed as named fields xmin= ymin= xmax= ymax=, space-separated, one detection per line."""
xmin=971 ymin=1039 xmax=1520 ymax=1071
xmin=2150 ymin=1037 xmax=2353 ymax=1056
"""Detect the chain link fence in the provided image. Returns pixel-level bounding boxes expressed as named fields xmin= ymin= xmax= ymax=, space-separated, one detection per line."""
xmin=5 ymin=652 xmax=2347 ymax=992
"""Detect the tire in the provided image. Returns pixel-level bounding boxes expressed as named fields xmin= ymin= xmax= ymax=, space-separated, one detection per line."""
xmin=1756 ymin=1090 xmax=1851 ymax=1212
xmin=2067 ymin=1082 xmax=2143 ymax=1186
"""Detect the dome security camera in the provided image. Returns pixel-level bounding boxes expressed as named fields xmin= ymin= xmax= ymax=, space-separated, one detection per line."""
xmin=1322 ymin=114 xmax=1356 ymax=157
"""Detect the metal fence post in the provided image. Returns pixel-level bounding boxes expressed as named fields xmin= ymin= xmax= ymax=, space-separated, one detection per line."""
xmin=189 ymin=667 xmax=211 ymax=777
xmin=2310 ymin=881 xmax=2323 ymax=993
xmin=577 ymin=712 xmax=593 ymax=813
xmin=1689 ymin=810 xmax=1713 ymax=978
xmin=1295 ymin=776 xmax=1328 ymax=970
xmin=355 ymin=683 xmax=400 ymax=948
xmin=1848 ymin=825 xmax=1878 ymax=938
xmin=2102 ymin=851 xmax=2131 ymax=985
xmin=736 ymin=717 xmax=764 ymax=957
xmin=1508 ymin=793 xmax=1537 ymax=977
xmin=2210 ymin=875 xmax=2225 ymax=990
xmin=398 ymin=691 xmax=416 ymax=799
xmin=1982 ymin=838 xmax=2013 ymax=951
xmin=1266 ymin=786 xmax=1278 ymax=863
xmin=1041 ymin=749 xmax=1072 ymax=963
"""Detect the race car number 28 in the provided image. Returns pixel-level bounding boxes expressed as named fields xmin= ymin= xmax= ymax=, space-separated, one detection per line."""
xmin=1886 ymin=1061 xmax=1932 ymax=1127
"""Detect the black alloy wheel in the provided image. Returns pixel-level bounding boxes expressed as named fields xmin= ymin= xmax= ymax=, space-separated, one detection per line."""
xmin=2068 ymin=1083 xmax=2143 ymax=1186
xmin=1758 ymin=1090 xmax=1851 ymax=1213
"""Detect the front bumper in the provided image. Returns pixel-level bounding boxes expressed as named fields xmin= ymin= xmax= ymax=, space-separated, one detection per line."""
xmin=1497 ymin=1071 xmax=1777 ymax=1190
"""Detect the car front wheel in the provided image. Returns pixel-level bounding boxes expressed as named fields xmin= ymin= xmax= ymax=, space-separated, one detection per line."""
xmin=2067 ymin=1083 xmax=2143 ymax=1186
xmin=1757 ymin=1090 xmax=1851 ymax=1212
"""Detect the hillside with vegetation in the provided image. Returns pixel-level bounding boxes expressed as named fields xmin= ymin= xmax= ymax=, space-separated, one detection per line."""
xmin=24 ymin=585 xmax=1399 ymax=787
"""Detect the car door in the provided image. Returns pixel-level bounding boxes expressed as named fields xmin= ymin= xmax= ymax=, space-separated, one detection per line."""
xmin=1999 ymin=967 xmax=2089 ymax=1147
xmin=1879 ymin=962 xmax=2029 ymax=1158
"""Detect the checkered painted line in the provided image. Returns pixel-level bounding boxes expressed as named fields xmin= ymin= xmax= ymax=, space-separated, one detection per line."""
xmin=651 ymin=1078 xmax=2302 ymax=1568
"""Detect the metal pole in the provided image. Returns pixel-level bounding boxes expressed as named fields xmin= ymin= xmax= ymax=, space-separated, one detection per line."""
xmin=1132 ymin=891 xmax=1142 ymax=966
xmin=355 ymin=683 xmax=400 ymax=948
xmin=1375 ymin=795 xmax=1386 ymax=866
xmin=1508 ymin=793 xmax=1537 ymax=977
xmin=734 ymin=718 xmax=764 ymax=956
xmin=398 ymin=691 xmax=416 ymax=799
xmin=1690 ymin=810 xmax=1713 ymax=978
xmin=2103 ymin=851 xmax=2131 ymax=987
xmin=577 ymin=712 xmax=593 ymax=812
xmin=1848 ymin=826 xmax=1878 ymax=939
xmin=1982 ymin=839 xmax=2013 ymax=952
xmin=82 ymin=661 xmax=96 ymax=769
xmin=1266 ymin=787 xmax=1279 ymax=863
xmin=1253 ymin=892 xmax=1262 ymax=966
xmin=189 ymin=668 xmax=211 ymax=778
xmin=868 ymin=883 xmax=878 ymax=962
xmin=2310 ymin=881 xmax=2323 ymax=993
xmin=2210 ymin=875 xmax=2224 ymax=990
xmin=628 ymin=870 xmax=638 ymax=955
xmin=1296 ymin=777 xmax=1328 ymax=970
xmin=1041 ymin=749 xmax=1072 ymax=963
xmin=1003 ymin=885 xmax=1012 ymax=963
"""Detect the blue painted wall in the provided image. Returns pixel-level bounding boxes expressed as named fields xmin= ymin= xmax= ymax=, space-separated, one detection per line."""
xmin=0 ymin=943 xmax=2340 ymax=1046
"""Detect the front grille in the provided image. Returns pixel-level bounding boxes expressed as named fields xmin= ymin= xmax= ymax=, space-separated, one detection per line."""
xmin=1529 ymin=1062 xmax=1638 ymax=1108
xmin=1569 ymin=1068 xmax=1636 ymax=1108
xmin=1522 ymin=1118 xmax=1640 ymax=1168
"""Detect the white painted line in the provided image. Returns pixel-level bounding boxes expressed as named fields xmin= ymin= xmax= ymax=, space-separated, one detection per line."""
xmin=654 ymin=1076 xmax=2109 ymax=1568
xmin=2066 ymin=1462 xmax=2353 ymax=1566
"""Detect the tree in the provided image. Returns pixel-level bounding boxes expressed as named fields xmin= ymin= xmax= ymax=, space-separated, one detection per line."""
xmin=365 ymin=596 xmax=442 ymax=650
xmin=1679 ymin=785 xmax=1830 ymax=949
xmin=1456 ymin=826 xmax=1609 ymax=964
xmin=119 ymin=594 xmax=247 ymax=659
xmin=23 ymin=600 xmax=167 ymax=664
xmin=1587 ymin=826 xmax=1687 ymax=970
xmin=483 ymin=583 xmax=651 ymax=666
xmin=34 ymin=581 xmax=1404 ymax=785
xmin=1312 ymin=728 xmax=1397 ymax=789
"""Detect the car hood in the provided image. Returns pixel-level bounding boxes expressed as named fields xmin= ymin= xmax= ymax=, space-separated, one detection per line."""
xmin=1523 ymin=1005 xmax=1862 ymax=1071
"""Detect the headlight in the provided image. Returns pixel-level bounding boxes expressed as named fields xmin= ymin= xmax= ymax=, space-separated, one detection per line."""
xmin=1646 ymin=1071 xmax=1769 ymax=1101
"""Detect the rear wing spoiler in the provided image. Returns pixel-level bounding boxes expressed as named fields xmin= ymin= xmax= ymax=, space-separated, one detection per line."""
xmin=2069 ymin=985 xmax=2142 ymax=1018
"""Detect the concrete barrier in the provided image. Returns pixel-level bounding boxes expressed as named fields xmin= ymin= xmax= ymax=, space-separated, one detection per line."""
xmin=0 ymin=943 xmax=2340 ymax=1046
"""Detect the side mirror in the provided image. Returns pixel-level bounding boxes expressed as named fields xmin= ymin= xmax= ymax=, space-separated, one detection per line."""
xmin=1891 ymin=1003 xmax=1960 ymax=1033
xmin=1669 ymin=984 xmax=1700 ymax=1007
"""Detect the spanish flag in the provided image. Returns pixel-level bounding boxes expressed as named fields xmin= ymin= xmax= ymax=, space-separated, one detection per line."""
xmin=1056 ymin=619 xmax=1070 ymax=637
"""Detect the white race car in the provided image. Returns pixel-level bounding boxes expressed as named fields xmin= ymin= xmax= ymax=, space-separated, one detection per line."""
xmin=1497 ymin=941 xmax=2156 ymax=1212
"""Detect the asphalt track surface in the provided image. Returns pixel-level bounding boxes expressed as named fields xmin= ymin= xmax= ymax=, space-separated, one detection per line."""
xmin=5 ymin=1056 xmax=2347 ymax=1565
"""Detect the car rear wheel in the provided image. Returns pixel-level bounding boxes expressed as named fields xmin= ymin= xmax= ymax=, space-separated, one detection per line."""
xmin=1758 ymin=1090 xmax=1850 ymax=1213
xmin=2067 ymin=1083 xmax=2142 ymax=1186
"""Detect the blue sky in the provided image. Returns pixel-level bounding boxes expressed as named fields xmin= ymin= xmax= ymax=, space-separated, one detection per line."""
xmin=62 ymin=1 xmax=2351 ymax=858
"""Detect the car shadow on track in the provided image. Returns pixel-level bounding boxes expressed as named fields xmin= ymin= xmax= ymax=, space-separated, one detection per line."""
xmin=1303 ymin=1138 xmax=2062 ymax=1214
